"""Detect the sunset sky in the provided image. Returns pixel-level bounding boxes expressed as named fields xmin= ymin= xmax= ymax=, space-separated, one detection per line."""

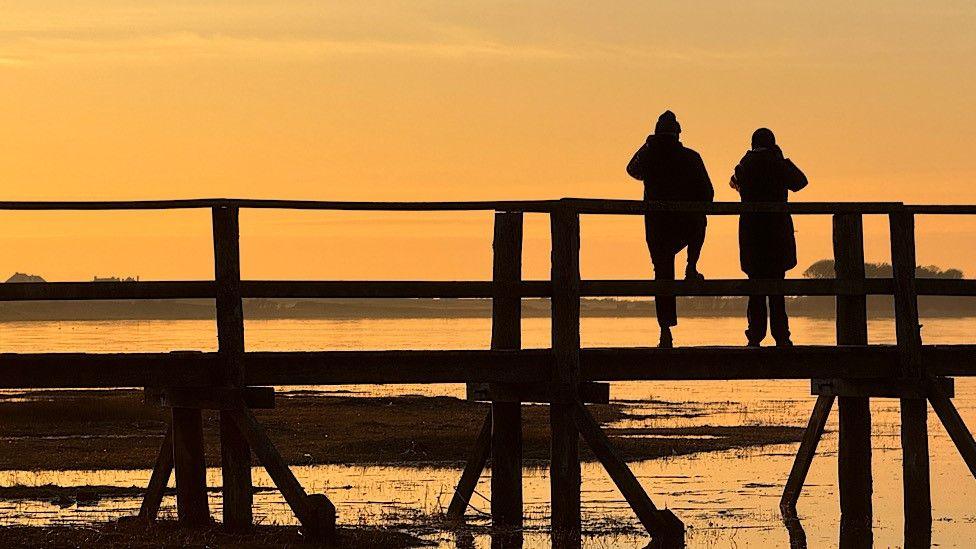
xmin=1 ymin=1 xmax=975 ymax=282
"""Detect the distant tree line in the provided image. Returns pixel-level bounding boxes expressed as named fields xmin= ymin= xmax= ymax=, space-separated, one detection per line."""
xmin=802 ymin=259 xmax=963 ymax=279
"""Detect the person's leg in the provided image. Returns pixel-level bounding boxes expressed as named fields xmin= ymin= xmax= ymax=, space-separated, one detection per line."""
xmin=685 ymin=216 xmax=706 ymax=280
xmin=769 ymin=270 xmax=792 ymax=345
xmin=745 ymin=272 xmax=768 ymax=345
xmin=650 ymin=250 xmax=677 ymax=348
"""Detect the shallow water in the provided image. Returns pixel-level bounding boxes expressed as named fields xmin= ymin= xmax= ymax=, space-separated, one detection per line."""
xmin=1 ymin=315 xmax=975 ymax=547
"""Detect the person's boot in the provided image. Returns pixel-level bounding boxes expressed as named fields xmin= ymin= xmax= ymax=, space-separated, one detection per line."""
xmin=659 ymin=327 xmax=673 ymax=349
xmin=745 ymin=330 xmax=762 ymax=347
xmin=775 ymin=338 xmax=794 ymax=347
xmin=685 ymin=265 xmax=705 ymax=281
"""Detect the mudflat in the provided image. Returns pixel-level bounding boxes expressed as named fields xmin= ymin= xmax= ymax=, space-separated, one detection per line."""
xmin=0 ymin=390 xmax=803 ymax=470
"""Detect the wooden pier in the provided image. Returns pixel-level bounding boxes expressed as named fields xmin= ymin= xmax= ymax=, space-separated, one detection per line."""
xmin=3 ymin=198 xmax=976 ymax=548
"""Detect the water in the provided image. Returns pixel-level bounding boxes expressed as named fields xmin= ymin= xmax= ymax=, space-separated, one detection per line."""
xmin=1 ymin=315 xmax=975 ymax=547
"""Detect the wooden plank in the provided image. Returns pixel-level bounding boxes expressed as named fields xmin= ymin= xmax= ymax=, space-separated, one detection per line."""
xmin=446 ymin=411 xmax=493 ymax=521
xmin=138 ymin=424 xmax=174 ymax=522
xmin=915 ymin=278 xmax=976 ymax=296
xmin=549 ymin=205 xmax=581 ymax=547
xmin=0 ymin=198 xmax=557 ymax=212
xmin=171 ymin=407 xmax=210 ymax=525
xmin=213 ymin=206 xmax=252 ymax=531
xmin=467 ymin=382 xmax=609 ymax=404
xmin=0 ymin=281 xmax=216 ymax=301
xmin=573 ymin=401 xmax=684 ymax=543
xmin=581 ymin=278 xmax=893 ymax=297
xmin=927 ymin=379 xmax=976 ymax=480
xmin=241 ymin=280 xmax=551 ymax=299
xmin=489 ymin=211 xmax=524 ymax=532
xmin=229 ymin=407 xmax=336 ymax=540
xmin=812 ymin=377 xmax=953 ymax=399
xmin=889 ymin=210 xmax=924 ymax=378
xmin=0 ymin=352 xmax=217 ymax=389
xmin=780 ymin=395 xmax=834 ymax=514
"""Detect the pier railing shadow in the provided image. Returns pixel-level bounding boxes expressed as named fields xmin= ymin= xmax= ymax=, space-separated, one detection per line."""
xmin=3 ymin=198 xmax=976 ymax=547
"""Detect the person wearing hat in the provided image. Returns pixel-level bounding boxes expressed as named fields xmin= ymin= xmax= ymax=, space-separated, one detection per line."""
xmin=627 ymin=110 xmax=714 ymax=348
xmin=730 ymin=127 xmax=808 ymax=347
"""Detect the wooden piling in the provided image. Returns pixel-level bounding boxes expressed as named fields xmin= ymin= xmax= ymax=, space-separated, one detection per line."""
xmin=213 ymin=206 xmax=253 ymax=531
xmin=490 ymin=212 xmax=524 ymax=532
xmin=549 ymin=204 xmax=582 ymax=547
xmin=889 ymin=210 xmax=931 ymax=548
xmin=171 ymin=407 xmax=210 ymax=525
xmin=833 ymin=214 xmax=873 ymax=547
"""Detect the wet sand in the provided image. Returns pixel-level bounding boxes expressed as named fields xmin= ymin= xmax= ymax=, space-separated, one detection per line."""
xmin=0 ymin=520 xmax=424 ymax=548
xmin=0 ymin=390 xmax=803 ymax=470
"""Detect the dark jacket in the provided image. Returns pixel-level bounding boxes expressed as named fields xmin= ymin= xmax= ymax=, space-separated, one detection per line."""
xmin=731 ymin=146 xmax=808 ymax=275
xmin=627 ymin=134 xmax=714 ymax=256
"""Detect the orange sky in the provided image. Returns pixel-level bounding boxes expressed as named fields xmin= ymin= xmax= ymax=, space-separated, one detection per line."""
xmin=1 ymin=2 xmax=975 ymax=282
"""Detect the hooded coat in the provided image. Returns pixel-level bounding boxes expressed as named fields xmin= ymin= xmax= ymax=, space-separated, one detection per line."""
xmin=731 ymin=146 xmax=808 ymax=274
xmin=627 ymin=134 xmax=714 ymax=256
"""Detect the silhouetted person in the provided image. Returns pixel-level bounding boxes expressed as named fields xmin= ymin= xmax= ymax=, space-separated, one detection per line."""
xmin=731 ymin=128 xmax=808 ymax=346
xmin=627 ymin=111 xmax=714 ymax=348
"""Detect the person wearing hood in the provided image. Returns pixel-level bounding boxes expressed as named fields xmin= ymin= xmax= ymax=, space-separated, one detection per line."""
xmin=627 ymin=111 xmax=714 ymax=348
xmin=730 ymin=128 xmax=808 ymax=347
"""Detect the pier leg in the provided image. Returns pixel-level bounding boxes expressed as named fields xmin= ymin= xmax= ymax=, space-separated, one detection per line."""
xmin=139 ymin=423 xmax=174 ymax=522
xmin=573 ymin=401 xmax=684 ymax=546
xmin=781 ymin=395 xmax=834 ymax=515
xmin=900 ymin=398 xmax=931 ymax=548
xmin=928 ymin=378 xmax=976 ymax=479
xmin=489 ymin=211 xmax=524 ymax=538
xmin=219 ymin=413 xmax=253 ymax=531
xmin=447 ymin=410 xmax=492 ymax=521
xmin=491 ymin=402 xmax=522 ymax=532
xmin=550 ymin=403 xmax=581 ymax=547
xmin=171 ymin=407 xmax=210 ymax=525
xmin=550 ymin=206 xmax=582 ymax=548
xmin=838 ymin=396 xmax=872 ymax=547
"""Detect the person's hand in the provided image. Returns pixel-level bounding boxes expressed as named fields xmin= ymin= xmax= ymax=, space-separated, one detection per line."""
xmin=730 ymin=175 xmax=740 ymax=192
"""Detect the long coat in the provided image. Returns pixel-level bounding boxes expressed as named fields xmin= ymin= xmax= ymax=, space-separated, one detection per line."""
xmin=627 ymin=135 xmax=714 ymax=256
xmin=731 ymin=146 xmax=808 ymax=275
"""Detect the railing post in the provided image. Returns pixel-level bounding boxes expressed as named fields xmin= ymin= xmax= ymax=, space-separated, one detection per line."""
xmin=213 ymin=206 xmax=253 ymax=531
xmin=889 ymin=209 xmax=931 ymax=548
xmin=833 ymin=214 xmax=872 ymax=547
xmin=491 ymin=212 xmax=524 ymax=538
xmin=549 ymin=202 xmax=582 ymax=547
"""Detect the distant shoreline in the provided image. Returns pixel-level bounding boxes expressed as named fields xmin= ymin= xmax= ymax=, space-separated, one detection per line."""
xmin=0 ymin=296 xmax=973 ymax=321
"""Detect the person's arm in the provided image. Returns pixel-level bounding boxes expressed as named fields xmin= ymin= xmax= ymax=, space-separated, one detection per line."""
xmin=730 ymin=163 xmax=744 ymax=193
xmin=694 ymin=153 xmax=714 ymax=201
xmin=627 ymin=144 xmax=647 ymax=180
xmin=782 ymin=158 xmax=808 ymax=192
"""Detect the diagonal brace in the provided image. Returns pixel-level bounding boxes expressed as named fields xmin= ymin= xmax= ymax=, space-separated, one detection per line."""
xmin=138 ymin=423 xmax=174 ymax=521
xmin=927 ymin=378 xmax=976 ymax=480
xmin=572 ymin=401 xmax=684 ymax=545
xmin=781 ymin=395 xmax=834 ymax=515
xmin=446 ymin=410 xmax=493 ymax=521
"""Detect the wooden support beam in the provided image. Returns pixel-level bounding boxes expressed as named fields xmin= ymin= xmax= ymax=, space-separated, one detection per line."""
xmin=213 ymin=206 xmax=253 ymax=532
xmin=138 ymin=424 xmax=174 ymax=522
xmin=171 ymin=407 xmax=210 ymax=525
xmin=780 ymin=395 xmax=834 ymax=515
xmin=927 ymin=378 xmax=976 ymax=480
xmin=490 ymin=212 xmax=524 ymax=534
xmin=573 ymin=401 xmax=684 ymax=545
xmin=889 ymin=211 xmax=931 ymax=548
xmin=549 ymin=205 xmax=582 ymax=547
xmin=145 ymin=386 xmax=275 ymax=410
xmin=229 ymin=407 xmax=336 ymax=541
xmin=812 ymin=377 xmax=953 ymax=399
xmin=467 ymin=382 xmax=609 ymax=404
xmin=446 ymin=410 xmax=492 ymax=521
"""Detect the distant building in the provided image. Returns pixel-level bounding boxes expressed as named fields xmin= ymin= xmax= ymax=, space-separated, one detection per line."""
xmin=5 ymin=273 xmax=46 ymax=283
xmin=93 ymin=276 xmax=140 ymax=282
